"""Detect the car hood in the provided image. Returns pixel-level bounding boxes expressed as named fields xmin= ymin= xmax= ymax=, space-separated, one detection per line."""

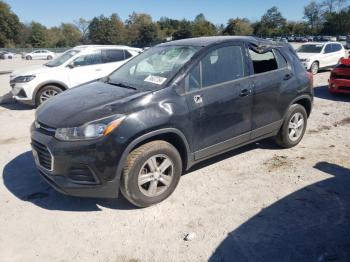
xmin=297 ymin=52 xmax=319 ymax=60
xmin=36 ymin=81 xmax=151 ymax=127
xmin=10 ymin=65 xmax=54 ymax=79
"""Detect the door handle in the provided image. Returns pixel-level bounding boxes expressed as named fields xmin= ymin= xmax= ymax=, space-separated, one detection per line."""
xmin=239 ymin=89 xmax=251 ymax=97
xmin=193 ymin=95 xmax=203 ymax=104
xmin=284 ymin=73 xmax=293 ymax=80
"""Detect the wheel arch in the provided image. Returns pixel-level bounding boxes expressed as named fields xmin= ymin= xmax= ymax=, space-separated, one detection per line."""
xmin=288 ymin=95 xmax=313 ymax=117
xmin=115 ymin=128 xmax=192 ymax=184
xmin=34 ymin=81 xmax=68 ymax=99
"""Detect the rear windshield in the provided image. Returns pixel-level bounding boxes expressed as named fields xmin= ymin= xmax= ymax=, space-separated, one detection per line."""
xmin=297 ymin=44 xmax=323 ymax=53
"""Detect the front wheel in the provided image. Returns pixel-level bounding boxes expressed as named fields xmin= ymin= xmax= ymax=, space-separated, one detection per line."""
xmin=274 ymin=104 xmax=307 ymax=148
xmin=120 ymin=141 xmax=182 ymax=207
xmin=35 ymin=85 xmax=62 ymax=107
xmin=47 ymin=55 xmax=53 ymax=60
xmin=26 ymin=56 xmax=32 ymax=60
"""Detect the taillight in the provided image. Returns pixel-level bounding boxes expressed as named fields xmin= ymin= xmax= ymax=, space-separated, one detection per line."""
xmin=306 ymin=71 xmax=313 ymax=87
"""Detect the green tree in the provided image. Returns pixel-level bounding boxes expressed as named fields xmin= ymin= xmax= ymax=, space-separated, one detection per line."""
xmin=74 ymin=18 xmax=90 ymax=43
xmin=126 ymin=12 xmax=158 ymax=46
xmin=304 ymin=1 xmax=322 ymax=33
xmin=172 ymin=20 xmax=193 ymax=40
xmin=223 ymin=18 xmax=253 ymax=35
xmin=0 ymin=1 xmax=21 ymax=47
xmin=88 ymin=14 xmax=125 ymax=44
xmin=29 ymin=22 xmax=48 ymax=47
xmin=192 ymin=13 xmax=216 ymax=37
xmin=260 ymin=6 xmax=287 ymax=35
xmin=61 ymin=23 xmax=82 ymax=46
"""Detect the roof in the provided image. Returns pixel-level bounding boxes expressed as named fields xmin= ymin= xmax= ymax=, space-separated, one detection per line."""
xmin=72 ymin=45 xmax=142 ymax=51
xmin=159 ymin=36 xmax=283 ymax=48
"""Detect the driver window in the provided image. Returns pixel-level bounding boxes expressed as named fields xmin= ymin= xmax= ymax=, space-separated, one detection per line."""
xmin=73 ymin=51 xmax=102 ymax=67
xmin=324 ymin=45 xmax=332 ymax=54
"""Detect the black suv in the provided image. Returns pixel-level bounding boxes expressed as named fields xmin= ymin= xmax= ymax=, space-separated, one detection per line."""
xmin=31 ymin=36 xmax=313 ymax=207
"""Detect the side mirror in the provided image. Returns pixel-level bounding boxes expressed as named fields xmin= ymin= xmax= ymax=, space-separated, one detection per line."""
xmin=67 ymin=63 xmax=75 ymax=69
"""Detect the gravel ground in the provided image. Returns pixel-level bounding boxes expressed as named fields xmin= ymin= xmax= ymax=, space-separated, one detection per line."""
xmin=0 ymin=56 xmax=350 ymax=262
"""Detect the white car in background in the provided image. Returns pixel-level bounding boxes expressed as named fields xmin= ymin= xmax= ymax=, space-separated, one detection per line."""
xmin=297 ymin=42 xmax=346 ymax=74
xmin=10 ymin=45 xmax=142 ymax=106
xmin=0 ymin=51 xmax=15 ymax=59
xmin=23 ymin=50 xmax=56 ymax=60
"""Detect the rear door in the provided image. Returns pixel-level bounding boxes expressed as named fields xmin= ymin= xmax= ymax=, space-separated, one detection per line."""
xmin=101 ymin=49 xmax=130 ymax=75
xmin=68 ymin=50 xmax=105 ymax=87
xmin=248 ymin=47 xmax=292 ymax=139
xmin=184 ymin=43 xmax=253 ymax=159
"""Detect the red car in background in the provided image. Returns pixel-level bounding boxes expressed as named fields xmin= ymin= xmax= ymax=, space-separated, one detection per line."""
xmin=329 ymin=58 xmax=350 ymax=94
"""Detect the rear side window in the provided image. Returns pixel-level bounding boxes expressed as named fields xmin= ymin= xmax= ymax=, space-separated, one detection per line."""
xmin=186 ymin=45 xmax=245 ymax=91
xmin=102 ymin=49 xmax=125 ymax=63
xmin=332 ymin=44 xmax=342 ymax=52
xmin=274 ymin=49 xmax=288 ymax=68
xmin=249 ymin=49 xmax=278 ymax=74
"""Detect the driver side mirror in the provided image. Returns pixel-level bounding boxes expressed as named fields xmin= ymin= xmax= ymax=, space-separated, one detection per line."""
xmin=67 ymin=63 xmax=75 ymax=69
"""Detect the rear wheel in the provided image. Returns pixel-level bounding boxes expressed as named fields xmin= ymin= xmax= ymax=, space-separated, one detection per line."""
xmin=47 ymin=55 xmax=53 ymax=60
xmin=275 ymin=104 xmax=307 ymax=148
xmin=120 ymin=141 xmax=182 ymax=207
xmin=310 ymin=61 xmax=319 ymax=75
xmin=35 ymin=85 xmax=62 ymax=107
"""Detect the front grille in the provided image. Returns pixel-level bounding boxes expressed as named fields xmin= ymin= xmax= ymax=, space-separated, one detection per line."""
xmin=332 ymin=74 xmax=350 ymax=80
xmin=339 ymin=86 xmax=350 ymax=91
xmin=32 ymin=140 xmax=53 ymax=170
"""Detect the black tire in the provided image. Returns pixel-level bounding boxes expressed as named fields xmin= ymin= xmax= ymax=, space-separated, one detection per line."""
xmin=310 ymin=61 xmax=319 ymax=75
xmin=8 ymin=56 xmax=12 ymax=59
xmin=35 ymin=85 xmax=63 ymax=107
xmin=26 ymin=55 xmax=32 ymax=60
xmin=120 ymin=141 xmax=182 ymax=208
xmin=274 ymin=104 xmax=308 ymax=148
xmin=47 ymin=55 xmax=53 ymax=60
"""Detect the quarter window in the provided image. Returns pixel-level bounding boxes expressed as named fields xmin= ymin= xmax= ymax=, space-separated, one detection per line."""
xmin=324 ymin=45 xmax=332 ymax=53
xmin=249 ymin=49 xmax=278 ymax=74
xmin=332 ymin=44 xmax=342 ymax=52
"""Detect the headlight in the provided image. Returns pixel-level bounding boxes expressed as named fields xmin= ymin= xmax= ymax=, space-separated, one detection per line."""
xmin=13 ymin=75 xmax=36 ymax=83
xmin=55 ymin=116 xmax=125 ymax=141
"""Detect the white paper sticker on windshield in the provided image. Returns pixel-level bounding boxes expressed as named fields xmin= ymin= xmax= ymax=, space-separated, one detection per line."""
xmin=144 ymin=75 xmax=167 ymax=85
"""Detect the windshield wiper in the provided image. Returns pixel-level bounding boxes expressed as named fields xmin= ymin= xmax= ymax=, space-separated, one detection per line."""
xmin=106 ymin=80 xmax=137 ymax=90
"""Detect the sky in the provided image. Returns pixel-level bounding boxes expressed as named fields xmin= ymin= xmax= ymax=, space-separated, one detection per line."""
xmin=6 ymin=0 xmax=311 ymax=27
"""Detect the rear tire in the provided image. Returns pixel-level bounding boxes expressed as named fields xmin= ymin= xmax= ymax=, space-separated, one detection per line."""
xmin=120 ymin=141 xmax=182 ymax=208
xmin=310 ymin=61 xmax=319 ymax=75
xmin=274 ymin=104 xmax=307 ymax=148
xmin=47 ymin=55 xmax=53 ymax=60
xmin=35 ymin=85 xmax=63 ymax=107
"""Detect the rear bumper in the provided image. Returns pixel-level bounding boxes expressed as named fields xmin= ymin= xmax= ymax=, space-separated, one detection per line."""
xmin=31 ymin=124 xmax=124 ymax=198
xmin=329 ymin=79 xmax=350 ymax=94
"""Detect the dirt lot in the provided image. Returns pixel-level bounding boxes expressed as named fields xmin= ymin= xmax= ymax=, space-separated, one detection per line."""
xmin=0 ymin=58 xmax=350 ymax=261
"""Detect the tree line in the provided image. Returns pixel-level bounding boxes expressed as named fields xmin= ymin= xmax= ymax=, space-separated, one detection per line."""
xmin=1 ymin=0 xmax=350 ymax=48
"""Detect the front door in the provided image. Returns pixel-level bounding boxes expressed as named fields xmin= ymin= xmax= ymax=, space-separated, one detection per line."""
xmin=184 ymin=43 xmax=253 ymax=160
xmin=68 ymin=50 xmax=105 ymax=87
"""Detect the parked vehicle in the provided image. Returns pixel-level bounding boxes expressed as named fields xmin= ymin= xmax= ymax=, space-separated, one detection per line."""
xmin=0 ymin=51 xmax=15 ymax=59
xmin=329 ymin=58 xmax=350 ymax=94
xmin=297 ymin=42 xmax=346 ymax=74
xmin=346 ymin=36 xmax=350 ymax=49
xmin=22 ymin=50 xmax=56 ymax=60
xmin=11 ymin=45 xmax=142 ymax=106
xmin=31 ymin=36 xmax=314 ymax=207
xmin=337 ymin=36 xmax=347 ymax=41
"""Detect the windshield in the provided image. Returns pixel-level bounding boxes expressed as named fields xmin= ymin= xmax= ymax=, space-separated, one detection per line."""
xmin=45 ymin=49 xmax=80 ymax=67
xmin=297 ymin=44 xmax=323 ymax=53
xmin=108 ymin=45 xmax=199 ymax=90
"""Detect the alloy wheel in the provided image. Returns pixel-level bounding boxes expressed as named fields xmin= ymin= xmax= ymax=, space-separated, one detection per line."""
xmin=288 ymin=112 xmax=304 ymax=141
xmin=40 ymin=89 xmax=59 ymax=103
xmin=138 ymin=154 xmax=174 ymax=197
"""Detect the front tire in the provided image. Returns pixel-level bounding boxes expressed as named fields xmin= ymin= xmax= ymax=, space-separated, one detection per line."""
xmin=120 ymin=141 xmax=182 ymax=207
xmin=35 ymin=85 xmax=62 ymax=107
xmin=47 ymin=55 xmax=53 ymax=60
xmin=275 ymin=104 xmax=307 ymax=148
xmin=26 ymin=55 xmax=32 ymax=60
